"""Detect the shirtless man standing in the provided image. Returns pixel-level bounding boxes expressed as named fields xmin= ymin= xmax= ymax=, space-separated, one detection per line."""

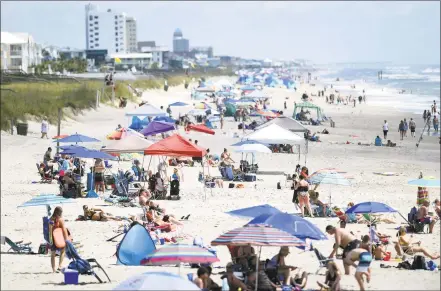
xmin=326 ymin=225 xmax=361 ymax=274
xmin=344 ymin=248 xmax=373 ymax=291
xmin=417 ymin=200 xmax=438 ymax=233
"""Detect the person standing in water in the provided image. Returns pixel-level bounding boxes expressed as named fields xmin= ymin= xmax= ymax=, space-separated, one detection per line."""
xmin=382 ymin=120 xmax=389 ymax=139
xmin=409 ymin=118 xmax=416 ymax=138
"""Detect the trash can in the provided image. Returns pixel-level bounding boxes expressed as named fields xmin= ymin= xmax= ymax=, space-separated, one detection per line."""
xmin=164 ymin=84 xmax=169 ymax=92
xmin=16 ymin=123 xmax=28 ymax=136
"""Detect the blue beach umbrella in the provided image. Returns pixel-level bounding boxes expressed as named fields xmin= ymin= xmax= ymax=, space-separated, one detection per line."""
xmin=407 ymin=178 xmax=440 ymax=188
xmin=60 ymin=148 xmax=117 ymax=160
xmin=18 ymin=194 xmax=76 ymax=216
xmin=169 ymin=101 xmax=189 ymax=107
xmin=345 ymin=202 xmax=397 ymax=214
xmin=113 ymin=272 xmax=201 ymax=291
xmin=226 ymin=204 xmax=282 ymax=218
xmin=246 ymin=212 xmax=327 ymax=241
xmin=55 ymin=133 xmax=100 ymax=144
xmin=153 ymin=116 xmax=176 ymax=123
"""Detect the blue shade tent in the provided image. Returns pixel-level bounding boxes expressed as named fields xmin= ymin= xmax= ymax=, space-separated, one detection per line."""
xmin=241 ymin=85 xmax=256 ymax=91
xmin=226 ymin=204 xmax=282 ymax=218
xmin=345 ymin=202 xmax=397 ymax=214
xmin=246 ymin=212 xmax=327 ymax=241
xmin=140 ymin=121 xmax=175 ymax=136
xmin=169 ymin=101 xmax=189 ymax=107
xmin=116 ymin=223 xmax=156 ymax=266
xmin=153 ymin=116 xmax=176 ymax=123
xmin=55 ymin=133 xmax=100 ymax=143
xmin=60 ymin=148 xmax=117 ymax=160
xmin=129 ymin=116 xmax=150 ymax=131
xmin=125 ymin=104 xmax=166 ymax=117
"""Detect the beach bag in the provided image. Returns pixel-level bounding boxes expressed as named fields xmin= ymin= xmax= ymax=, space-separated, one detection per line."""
xmin=412 ymin=255 xmax=427 ymax=270
xmin=397 ymin=261 xmax=412 ymax=270
xmin=229 ymin=183 xmax=235 ymax=188
xmin=277 ymin=182 xmax=281 ymax=189
xmin=53 ymin=228 xmax=66 ymax=248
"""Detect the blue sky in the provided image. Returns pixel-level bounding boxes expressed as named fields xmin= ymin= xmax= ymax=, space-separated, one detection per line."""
xmin=1 ymin=1 xmax=440 ymax=64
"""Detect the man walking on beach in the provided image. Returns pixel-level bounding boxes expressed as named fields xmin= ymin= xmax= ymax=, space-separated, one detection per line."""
xmin=41 ymin=117 xmax=49 ymax=139
xmin=382 ymin=120 xmax=389 ymax=139
xmin=409 ymin=118 xmax=416 ymax=138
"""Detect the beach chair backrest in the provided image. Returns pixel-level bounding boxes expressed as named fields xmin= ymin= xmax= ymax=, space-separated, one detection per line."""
xmin=43 ymin=216 xmax=50 ymax=243
xmin=313 ymin=248 xmax=326 ymax=262
xmin=3 ymin=237 xmax=19 ymax=251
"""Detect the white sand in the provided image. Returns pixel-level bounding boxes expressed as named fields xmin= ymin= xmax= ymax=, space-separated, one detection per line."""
xmin=1 ymin=77 xmax=440 ymax=290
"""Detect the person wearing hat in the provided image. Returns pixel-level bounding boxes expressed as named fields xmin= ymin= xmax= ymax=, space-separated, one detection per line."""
xmin=266 ymin=246 xmax=298 ymax=285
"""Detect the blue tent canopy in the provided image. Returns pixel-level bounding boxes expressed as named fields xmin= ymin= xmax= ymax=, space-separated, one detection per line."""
xmin=116 ymin=223 xmax=156 ymax=265
xmin=169 ymin=102 xmax=188 ymax=107
xmin=60 ymin=148 xmax=117 ymax=160
xmin=153 ymin=116 xmax=176 ymax=123
xmin=129 ymin=116 xmax=149 ymax=131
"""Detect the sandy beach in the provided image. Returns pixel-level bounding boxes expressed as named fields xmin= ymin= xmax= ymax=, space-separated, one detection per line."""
xmin=1 ymin=76 xmax=440 ymax=290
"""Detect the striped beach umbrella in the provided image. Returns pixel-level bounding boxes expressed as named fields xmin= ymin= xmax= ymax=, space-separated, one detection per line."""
xmin=211 ymin=224 xmax=305 ymax=247
xmin=140 ymin=244 xmax=218 ymax=266
xmin=18 ymin=194 xmax=76 ymax=216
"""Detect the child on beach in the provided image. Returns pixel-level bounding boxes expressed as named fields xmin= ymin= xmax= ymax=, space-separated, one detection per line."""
xmin=317 ymin=261 xmax=341 ymax=291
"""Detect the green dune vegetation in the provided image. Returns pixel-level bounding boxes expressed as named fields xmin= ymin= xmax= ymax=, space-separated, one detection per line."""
xmin=0 ymin=69 xmax=234 ymax=131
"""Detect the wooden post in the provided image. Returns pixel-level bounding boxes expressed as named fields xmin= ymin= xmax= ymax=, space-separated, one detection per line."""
xmin=56 ymin=107 xmax=62 ymax=154
xmin=10 ymin=119 xmax=13 ymax=135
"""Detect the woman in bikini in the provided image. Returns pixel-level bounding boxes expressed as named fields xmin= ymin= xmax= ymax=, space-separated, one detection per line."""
xmin=83 ymin=205 xmax=121 ymax=222
xmin=295 ymin=176 xmax=314 ymax=217
xmin=49 ymin=206 xmax=69 ymax=273
xmin=317 ymin=261 xmax=341 ymax=291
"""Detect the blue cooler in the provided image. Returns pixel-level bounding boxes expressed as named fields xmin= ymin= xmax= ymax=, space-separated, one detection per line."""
xmin=64 ymin=269 xmax=79 ymax=285
xmin=244 ymin=174 xmax=256 ymax=182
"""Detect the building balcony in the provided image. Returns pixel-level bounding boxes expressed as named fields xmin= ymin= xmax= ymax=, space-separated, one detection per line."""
xmin=10 ymin=50 xmax=22 ymax=56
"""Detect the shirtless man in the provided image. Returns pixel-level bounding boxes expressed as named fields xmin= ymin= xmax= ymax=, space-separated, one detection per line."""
xmin=344 ymin=248 xmax=373 ymax=291
xmin=326 ymin=225 xmax=361 ymax=275
xmin=417 ymin=200 xmax=438 ymax=233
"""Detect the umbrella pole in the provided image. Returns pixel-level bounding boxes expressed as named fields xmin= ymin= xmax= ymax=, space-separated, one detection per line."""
xmin=46 ymin=205 xmax=51 ymax=217
xmin=145 ymin=156 xmax=153 ymax=188
xmin=255 ymin=246 xmax=262 ymax=291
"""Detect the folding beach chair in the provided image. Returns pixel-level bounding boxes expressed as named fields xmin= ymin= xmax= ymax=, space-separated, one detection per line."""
xmin=36 ymin=163 xmax=53 ymax=183
xmin=1 ymin=236 xmax=34 ymax=254
xmin=313 ymin=247 xmax=334 ymax=274
xmin=407 ymin=207 xmax=429 ymax=233
xmin=65 ymin=240 xmax=111 ymax=283
xmin=225 ymin=166 xmax=244 ymax=181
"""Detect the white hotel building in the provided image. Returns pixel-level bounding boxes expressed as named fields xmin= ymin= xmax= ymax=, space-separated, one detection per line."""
xmin=1 ymin=32 xmax=42 ymax=72
xmin=85 ymin=4 xmax=137 ymax=54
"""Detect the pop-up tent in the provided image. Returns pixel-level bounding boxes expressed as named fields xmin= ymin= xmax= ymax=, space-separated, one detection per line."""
xmin=188 ymin=124 xmax=215 ymax=135
xmin=255 ymin=117 xmax=308 ymax=133
xmin=140 ymin=121 xmax=175 ymax=136
xmin=125 ymin=104 xmax=167 ymax=117
xmin=116 ymin=223 xmax=156 ymax=265
xmin=245 ymin=124 xmax=304 ymax=145
xmin=292 ymin=101 xmax=324 ymax=120
xmin=102 ymin=135 xmax=154 ymax=154
xmin=144 ymin=134 xmax=207 ymax=157
xmin=129 ymin=116 xmax=149 ymax=130
xmin=242 ymin=90 xmax=270 ymax=100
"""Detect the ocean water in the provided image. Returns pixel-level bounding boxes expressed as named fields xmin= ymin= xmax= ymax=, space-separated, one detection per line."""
xmin=314 ymin=63 xmax=440 ymax=114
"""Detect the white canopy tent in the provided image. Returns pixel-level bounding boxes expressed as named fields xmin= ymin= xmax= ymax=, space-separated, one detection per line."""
xmin=102 ymin=135 xmax=154 ymax=154
xmin=242 ymin=90 xmax=271 ymax=100
xmin=245 ymin=124 xmax=304 ymax=144
xmin=234 ymin=143 xmax=272 ymax=154
xmin=125 ymin=104 xmax=167 ymax=117
xmin=255 ymin=116 xmax=308 ymax=133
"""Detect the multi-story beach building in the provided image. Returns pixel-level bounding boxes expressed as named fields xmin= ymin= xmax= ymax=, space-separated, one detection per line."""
xmin=125 ymin=16 xmax=137 ymax=53
xmin=85 ymin=3 xmax=134 ymax=54
xmin=172 ymin=28 xmax=189 ymax=56
xmin=138 ymin=43 xmax=170 ymax=69
xmin=0 ymin=32 xmax=42 ymax=72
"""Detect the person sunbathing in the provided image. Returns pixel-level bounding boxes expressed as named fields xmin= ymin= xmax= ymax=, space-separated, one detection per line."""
xmin=138 ymin=188 xmax=152 ymax=207
xmin=394 ymin=227 xmax=440 ymax=259
xmin=146 ymin=206 xmax=183 ymax=231
xmin=82 ymin=205 xmax=121 ymax=222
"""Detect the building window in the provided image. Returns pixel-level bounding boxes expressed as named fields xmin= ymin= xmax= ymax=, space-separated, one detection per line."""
xmin=90 ymin=24 xmax=93 ymax=27
xmin=89 ymin=29 xmax=93 ymax=32
xmin=90 ymin=40 xmax=94 ymax=43
xmin=94 ymin=21 xmax=98 ymax=24
xmin=115 ymin=32 xmax=118 ymax=36
xmin=89 ymin=15 xmax=93 ymax=21
xmin=95 ymin=43 xmax=99 ymax=47
xmin=94 ymin=16 xmax=98 ymax=19
xmin=116 ymin=44 xmax=118 ymax=47
xmin=116 ymin=49 xmax=118 ymax=52
xmin=115 ymin=15 xmax=118 ymax=19
xmin=115 ymin=26 xmax=118 ymax=31
xmin=115 ymin=38 xmax=118 ymax=42
xmin=95 ymin=38 xmax=99 ymax=41
xmin=115 ymin=21 xmax=118 ymax=25
xmin=95 ymin=33 xmax=99 ymax=36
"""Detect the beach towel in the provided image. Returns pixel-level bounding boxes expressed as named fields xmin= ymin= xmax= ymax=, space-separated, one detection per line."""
xmin=373 ymin=172 xmax=400 ymax=176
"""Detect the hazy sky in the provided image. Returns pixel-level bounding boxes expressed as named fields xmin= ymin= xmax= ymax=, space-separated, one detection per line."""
xmin=1 ymin=1 xmax=440 ymax=64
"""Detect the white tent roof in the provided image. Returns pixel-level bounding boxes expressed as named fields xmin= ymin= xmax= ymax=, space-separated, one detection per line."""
xmin=245 ymin=124 xmax=304 ymax=145
xmin=255 ymin=117 xmax=308 ymax=133
xmin=125 ymin=104 xmax=167 ymax=117
xmin=234 ymin=143 xmax=272 ymax=154
xmin=102 ymin=135 xmax=154 ymax=154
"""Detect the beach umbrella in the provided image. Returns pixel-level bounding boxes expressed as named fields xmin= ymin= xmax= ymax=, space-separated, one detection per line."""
xmin=140 ymin=244 xmax=219 ymax=266
xmin=106 ymin=127 xmax=144 ymax=140
xmin=153 ymin=116 xmax=176 ymax=123
xmin=194 ymin=103 xmax=209 ymax=110
xmin=113 ymin=272 xmax=200 ymax=291
xmin=169 ymin=101 xmax=189 ymax=107
xmin=308 ymin=171 xmax=351 ymax=209
xmin=211 ymin=224 xmax=304 ymax=247
xmin=57 ymin=145 xmax=87 ymax=151
xmin=18 ymin=194 xmax=76 ymax=216
xmin=187 ymin=109 xmax=207 ymax=116
xmin=226 ymin=204 xmax=282 ymax=218
xmin=246 ymin=213 xmax=327 ymax=241
xmin=345 ymin=202 xmax=397 ymax=214
xmin=55 ymin=133 xmax=100 ymax=144
xmin=52 ymin=134 xmax=68 ymax=139
xmin=60 ymin=147 xmax=117 ymax=160
xmin=234 ymin=143 xmax=271 ymax=154
xmin=407 ymin=178 xmax=440 ymax=188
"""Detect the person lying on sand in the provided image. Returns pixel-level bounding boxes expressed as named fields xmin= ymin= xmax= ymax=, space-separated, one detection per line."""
xmin=83 ymin=205 xmax=122 ymax=222
xmin=394 ymin=227 xmax=440 ymax=259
